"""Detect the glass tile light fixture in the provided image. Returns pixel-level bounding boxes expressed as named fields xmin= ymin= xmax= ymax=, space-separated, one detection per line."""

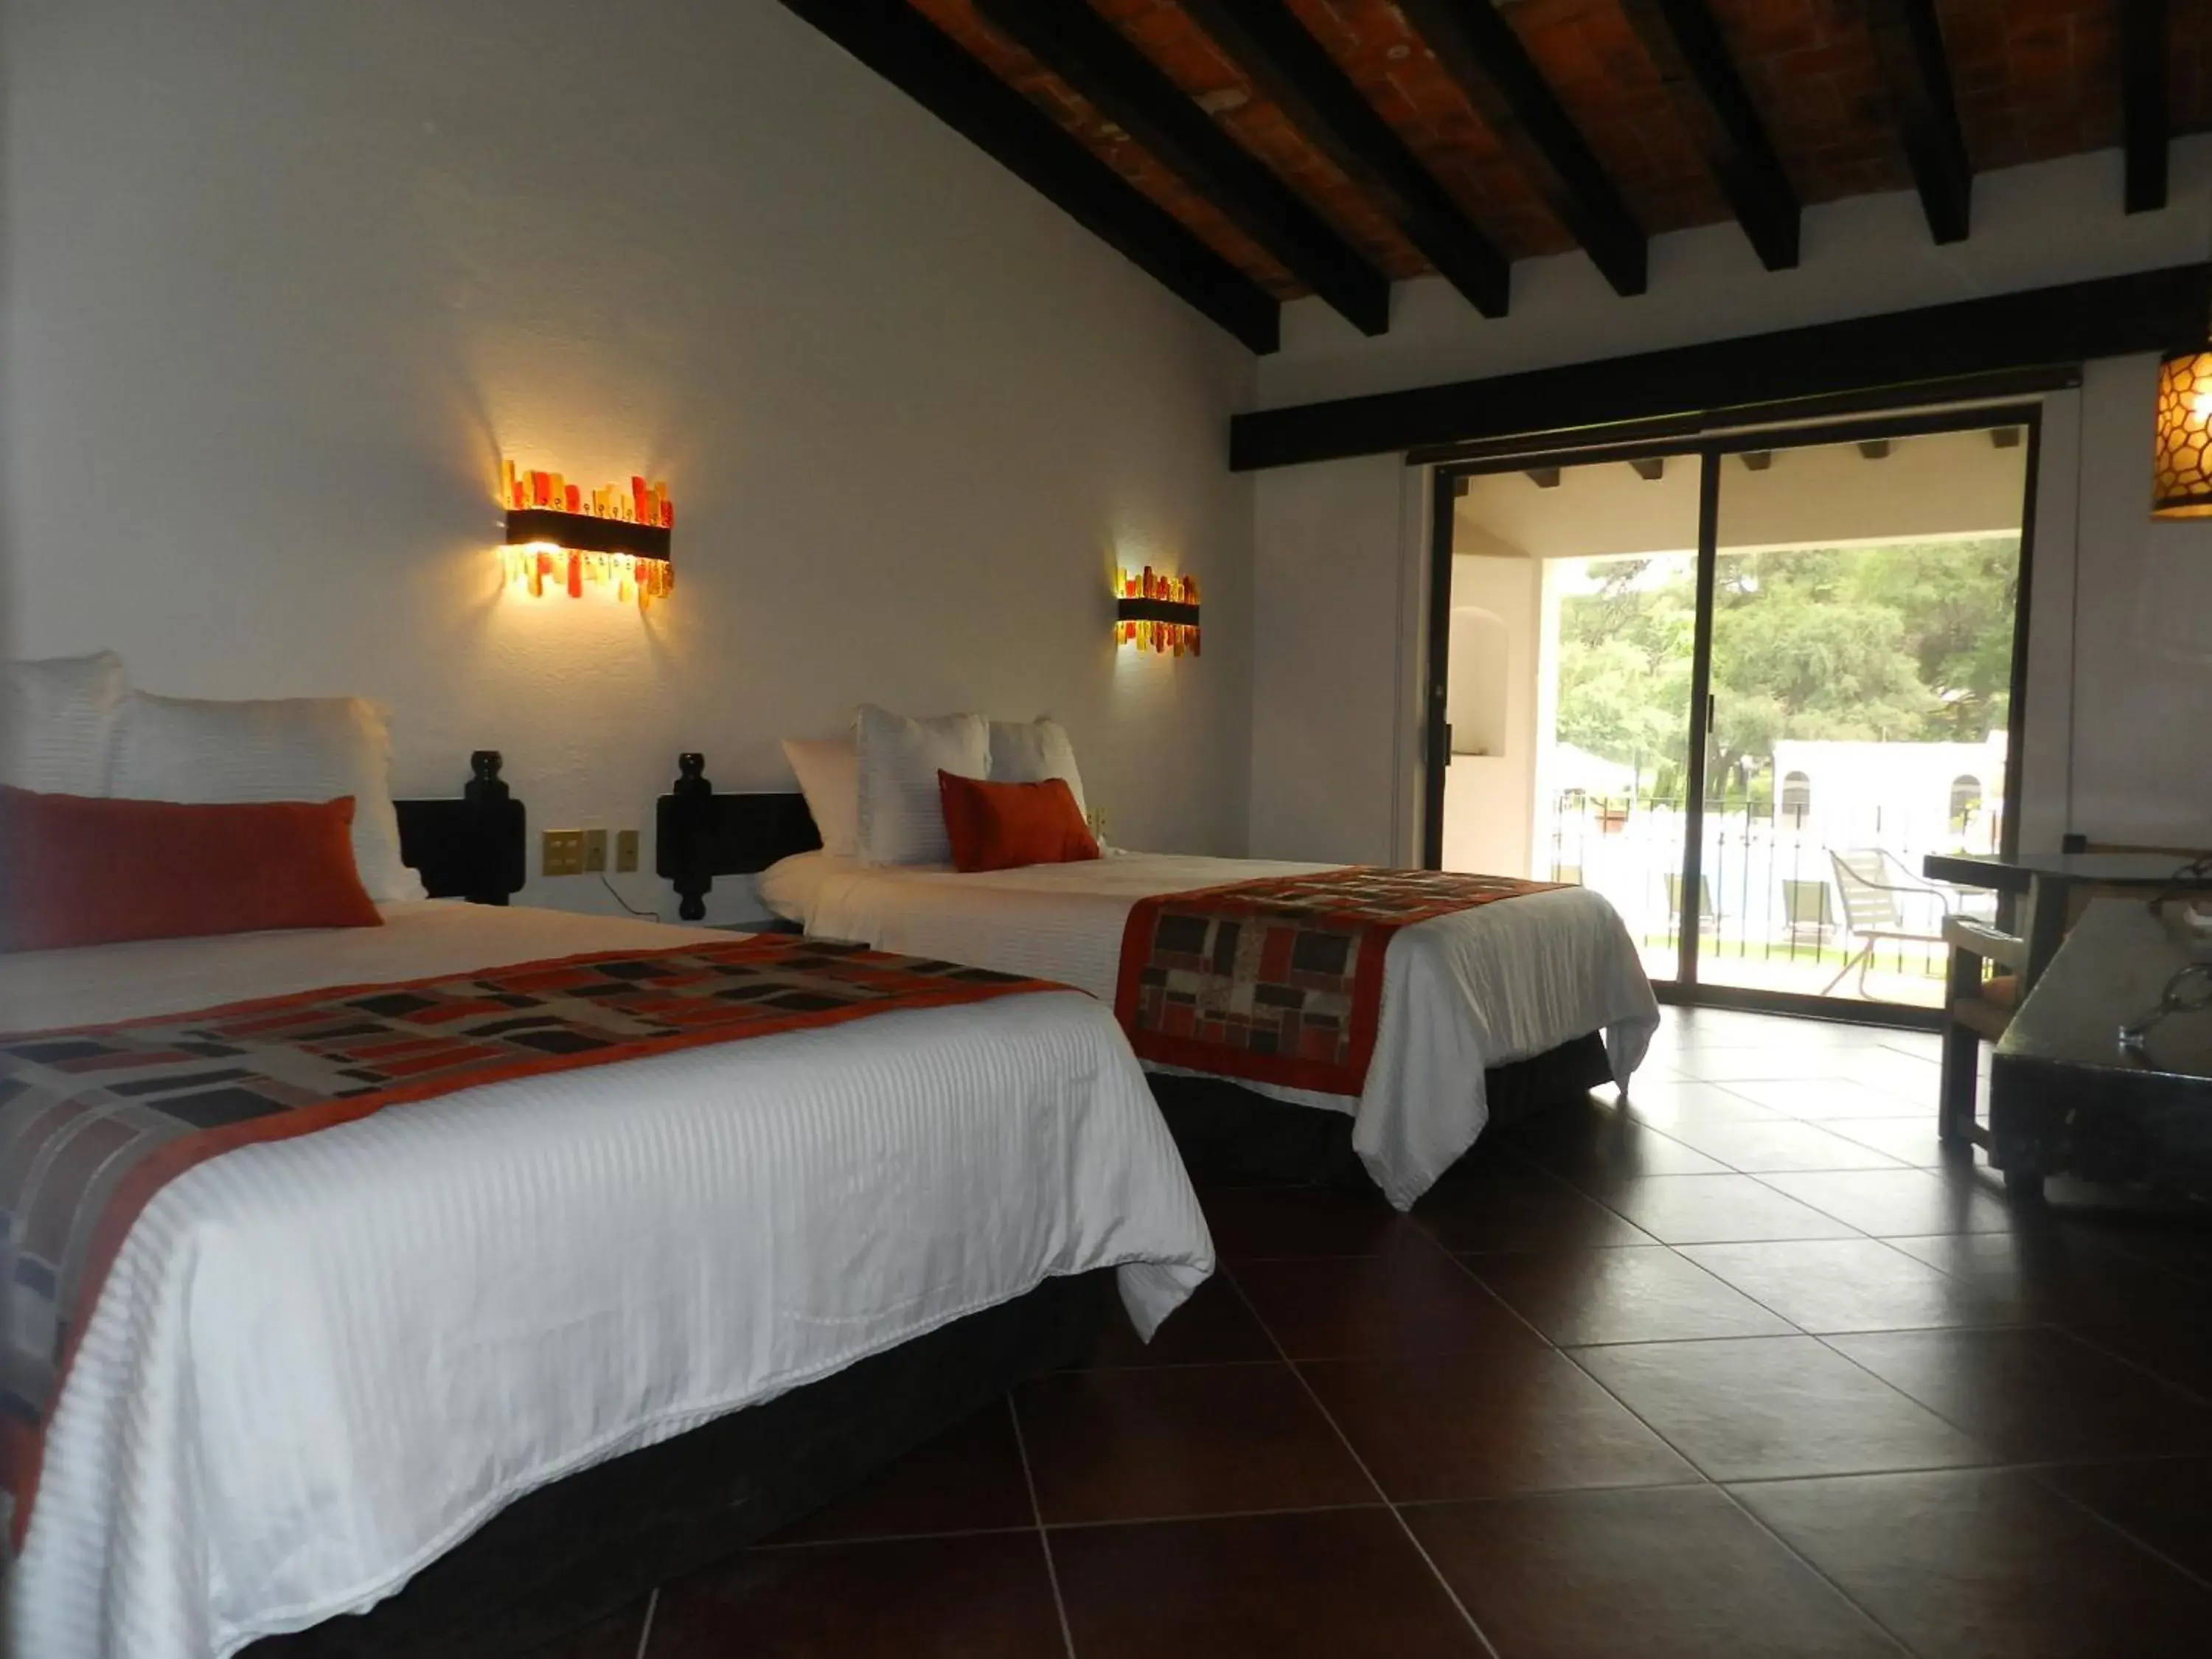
xmin=1116 ymin=566 xmax=1200 ymax=655
xmin=2152 ymin=347 xmax=2212 ymax=518
xmin=500 ymin=459 xmax=675 ymax=608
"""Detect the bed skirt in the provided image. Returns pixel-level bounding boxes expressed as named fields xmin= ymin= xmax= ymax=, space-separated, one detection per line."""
xmin=1147 ymin=1032 xmax=1614 ymax=1192
xmin=242 ymin=1270 xmax=1110 ymax=1659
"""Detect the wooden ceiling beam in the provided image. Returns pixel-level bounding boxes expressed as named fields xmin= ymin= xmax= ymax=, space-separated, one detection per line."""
xmin=1178 ymin=0 xmax=1511 ymax=317
xmin=1616 ymin=0 xmax=1800 ymax=271
xmin=973 ymin=0 xmax=1391 ymax=335
xmin=1394 ymin=0 xmax=1647 ymax=297
xmin=1864 ymin=0 xmax=1973 ymax=243
xmin=1230 ymin=263 xmax=2209 ymax=470
xmin=2121 ymin=0 xmax=2171 ymax=214
xmin=773 ymin=0 xmax=1279 ymax=352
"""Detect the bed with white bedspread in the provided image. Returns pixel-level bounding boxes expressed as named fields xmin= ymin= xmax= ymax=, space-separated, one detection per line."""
xmin=1 ymin=901 xmax=1212 ymax=1659
xmin=759 ymin=849 xmax=1661 ymax=1208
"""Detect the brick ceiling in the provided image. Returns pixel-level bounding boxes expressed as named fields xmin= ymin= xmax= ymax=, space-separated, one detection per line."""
xmin=902 ymin=0 xmax=2210 ymax=301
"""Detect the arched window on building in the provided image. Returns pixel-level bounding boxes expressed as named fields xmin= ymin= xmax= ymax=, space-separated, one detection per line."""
xmin=1950 ymin=774 xmax=1983 ymax=830
xmin=1779 ymin=771 xmax=1812 ymax=827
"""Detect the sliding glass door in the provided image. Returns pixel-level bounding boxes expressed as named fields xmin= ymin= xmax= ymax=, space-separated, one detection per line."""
xmin=1694 ymin=425 xmax=2028 ymax=1007
xmin=1428 ymin=407 xmax=2039 ymax=1020
xmin=1433 ymin=456 xmax=1700 ymax=984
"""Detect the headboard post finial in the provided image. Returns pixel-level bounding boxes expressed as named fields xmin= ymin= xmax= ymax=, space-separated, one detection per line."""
xmin=465 ymin=750 xmax=510 ymax=807
xmin=655 ymin=757 xmax=824 ymax=926
xmin=397 ymin=753 xmax=526 ymax=907
xmin=668 ymin=753 xmax=713 ymax=919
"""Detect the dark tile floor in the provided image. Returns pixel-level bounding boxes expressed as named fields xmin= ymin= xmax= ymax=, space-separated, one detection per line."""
xmin=546 ymin=1009 xmax=2212 ymax=1658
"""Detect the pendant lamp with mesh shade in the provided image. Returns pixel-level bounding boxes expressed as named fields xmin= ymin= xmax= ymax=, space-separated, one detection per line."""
xmin=2154 ymin=343 xmax=2212 ymax=518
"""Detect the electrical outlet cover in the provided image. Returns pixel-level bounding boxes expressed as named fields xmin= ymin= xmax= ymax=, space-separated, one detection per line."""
xmin=615 ymin=829 xmax=640 ymax=873
xmin=582 ymin=828 xmax=608 ymax=873
xmin=542 ymin=830 xmax=585 ymax=878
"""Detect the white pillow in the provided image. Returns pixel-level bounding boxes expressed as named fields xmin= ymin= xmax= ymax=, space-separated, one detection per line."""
xmin=112 ymin=691 xmax=427 ymax=904
xmin=853 ymin=704 xmax=987 ymax=866
xmin=782 ymin=734 xmax=859 ymax=858
xmin=989 ymin=717 xmax=1088 ymax=817
xmin=0 ymin=651 xmax=127 ymax=796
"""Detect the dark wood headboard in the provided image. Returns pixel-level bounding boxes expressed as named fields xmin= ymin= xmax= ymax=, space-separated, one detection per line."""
xmin=655 ymin=754 xmax=821 ymax=920
xmin=394 ymin=751 xmax=528 ymax=905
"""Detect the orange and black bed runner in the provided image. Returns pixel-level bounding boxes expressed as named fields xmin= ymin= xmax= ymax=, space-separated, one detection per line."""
xmin=0 ymin=935 xmax=1061 ymax=1543
xmin=1115 ymin=867 xmax=1562 ymax=1099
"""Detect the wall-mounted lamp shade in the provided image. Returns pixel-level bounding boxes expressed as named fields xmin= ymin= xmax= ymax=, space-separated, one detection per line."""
xmin=2152 ymin=349 xmax=2212 ymax=518
xmin=1116 ymin=566 xmax=1200 ymax=656
xmin=499 ymin=459 xmax=674 ymax=608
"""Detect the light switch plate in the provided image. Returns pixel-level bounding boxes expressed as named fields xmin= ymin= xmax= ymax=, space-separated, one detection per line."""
xmin=615 ymin=829 xmax=640 ymax=874
xmin=542 ymin=829 xmax=585 ymax=878
xmin=582 ymin=828 xmax=608 ymax=874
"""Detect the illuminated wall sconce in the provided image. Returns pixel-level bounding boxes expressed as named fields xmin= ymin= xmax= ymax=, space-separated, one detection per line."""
xmin=499 ymin=459 xmax=675 ymax=609
xmin=1116 ymin=566 xmax=1201 ymax=657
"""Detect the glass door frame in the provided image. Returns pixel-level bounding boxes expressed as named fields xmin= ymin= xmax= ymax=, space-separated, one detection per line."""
xmin=1424 ymin=401 xmax=2045 ymax=1029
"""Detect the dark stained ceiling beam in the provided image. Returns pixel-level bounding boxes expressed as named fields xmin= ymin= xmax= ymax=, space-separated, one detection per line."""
xmin=773 ymin=0 xmax=1279 ymax=352
xmin=973 ymin=0 xmax=1391 ymax=335
xmin=1863 ymin=0 xmax=1973 ymax=243
xmin=1394 ymin=0 xmax=1647 ymax=297
xmin=2121 ymin=0 xmax=2171 ymax=214
xmin=1616 ymin=0 xmax=1800 ymax=270
xmin=1177 ymin=0 xmax=1511 ymax=317
xmin=1229 ymin=262 xmax=2210 ymax=469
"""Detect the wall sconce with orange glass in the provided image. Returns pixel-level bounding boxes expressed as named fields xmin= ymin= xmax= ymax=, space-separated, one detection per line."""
xmin=1116 ymin=567 xmax=1200 ymax=657
xmin=500 ymin=459 xmax=675 ymax=609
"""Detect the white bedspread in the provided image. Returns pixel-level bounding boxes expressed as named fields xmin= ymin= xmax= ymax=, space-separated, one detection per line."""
xmin=760 ymin=852 xmax=1660 ymax=1208
xmin=0 ymin=902 xmax=1211 ymax=1659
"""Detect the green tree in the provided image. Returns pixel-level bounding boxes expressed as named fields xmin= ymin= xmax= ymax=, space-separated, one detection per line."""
xmin=1552 ymin=536 xmax=2017 ymax=801
xmin=1554 ymin=558 xmax=1694 ymax=789
xmin=1846 ymin=538 xmax=2020 ymax=739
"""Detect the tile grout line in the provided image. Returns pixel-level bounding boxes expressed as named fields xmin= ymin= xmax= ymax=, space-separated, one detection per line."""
xmin=1547 ymin=1321 xmax=1919 ymax=1658
xmin=1705 ymin=1484 xmax=1919 ymax=1657
xmin=749 ymin=1520 xmax=1044 ymax=1551
xmin=1509 ymin=1035 xmax=1947 ymax=1656
xmin=1043 ymin=1498 xmax=1391 ymax=1531
xmin=2021 ymin=1466 xmax=2212 ymax=1595
xmin=1220 ymin=1267 xmax=1504 ymax=1659
xmin=1802 ymin=1317 xmax=2212 ymax=1478
xmin=630 ymin=1585 xmax=658 ymax=1659
xmin=1005 ymin=1391 xmax=1080 ymax=1659
xmin=2055 ymin=1323 xmax=2212 ymax=1410
xmin=1588 ymin=1082 xmax=2212 ymax=1634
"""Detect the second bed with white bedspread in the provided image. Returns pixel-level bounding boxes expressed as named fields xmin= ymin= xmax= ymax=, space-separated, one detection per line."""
xmin=759 ymin=850 xmax=1661 ymax=1208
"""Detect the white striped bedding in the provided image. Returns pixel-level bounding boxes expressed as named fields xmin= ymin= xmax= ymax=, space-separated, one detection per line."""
xmin=0 ymin=901 xmax=1213 ymax=1659
xmin=759 ymin=850 xmax=1662 ymax=1208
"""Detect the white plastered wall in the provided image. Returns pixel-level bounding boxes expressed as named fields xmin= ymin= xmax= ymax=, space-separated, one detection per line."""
xmin=1 ymin=0 xmax=1259 ymax=919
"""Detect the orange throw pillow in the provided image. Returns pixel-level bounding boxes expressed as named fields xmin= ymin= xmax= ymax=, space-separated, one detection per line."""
xmin=938 ymin=772 xmax=1101 ymax=874
xmin=1 ymin=786 xmax=384 ymax=952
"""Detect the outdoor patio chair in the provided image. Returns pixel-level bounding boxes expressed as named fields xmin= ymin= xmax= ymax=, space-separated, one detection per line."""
xmin=1824 ymin=849 xmax=1952 ymax=998
xmin=1663 ymin=872 xmax=1717 ymax=929
xmin=1779 ymin=876 xmax=1834 ymax=945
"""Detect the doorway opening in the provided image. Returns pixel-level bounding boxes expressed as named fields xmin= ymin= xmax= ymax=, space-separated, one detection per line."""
xmin=1424 ymin=408 xmax=2038 ymax=1023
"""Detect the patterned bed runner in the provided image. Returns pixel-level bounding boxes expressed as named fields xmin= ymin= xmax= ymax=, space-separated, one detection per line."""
xmin=0 ymin=934 xmax=1062 ymax=1544
xmin=1115 ymin=867 xmax=1563 ymax=1098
